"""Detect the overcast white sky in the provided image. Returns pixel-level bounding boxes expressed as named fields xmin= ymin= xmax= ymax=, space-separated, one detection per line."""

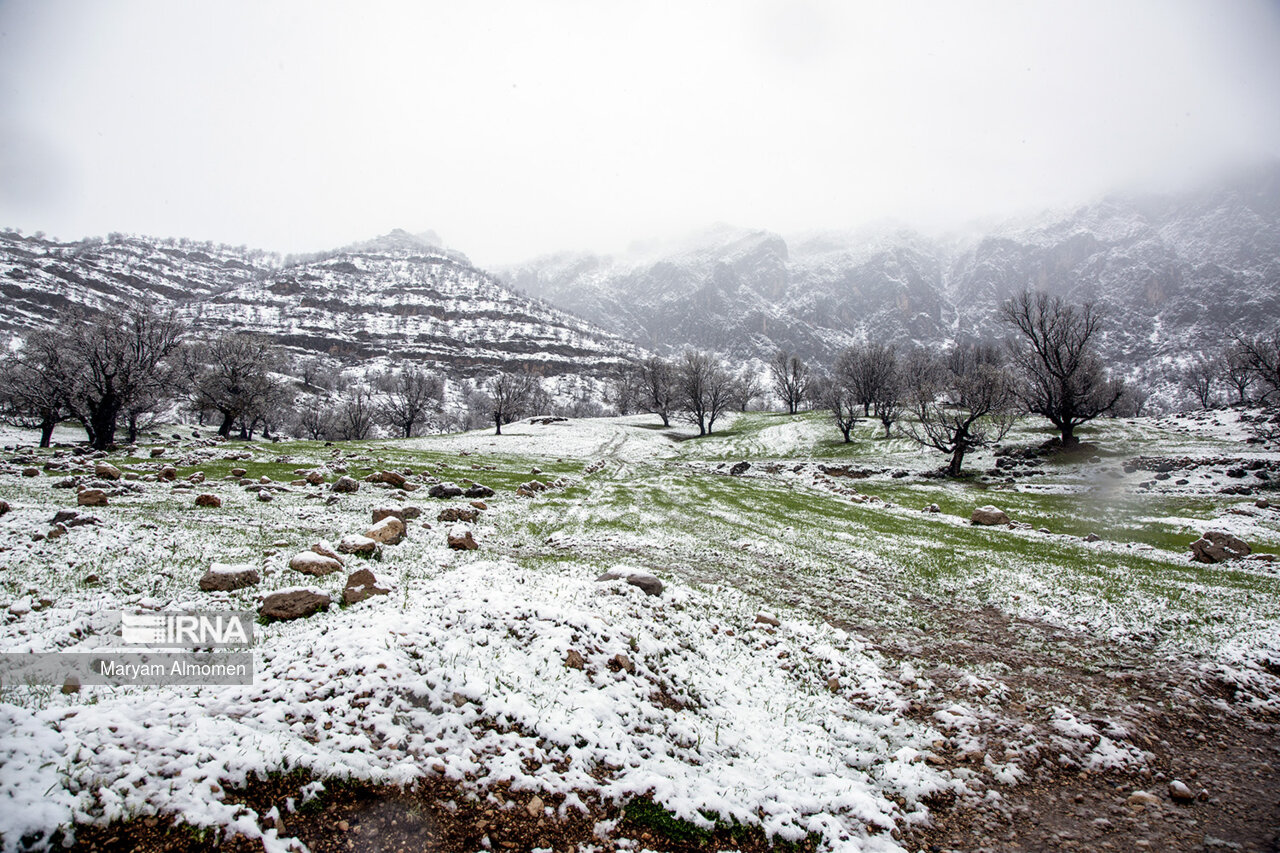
xmin=1 ymin=1 xmax=1278 ymax=267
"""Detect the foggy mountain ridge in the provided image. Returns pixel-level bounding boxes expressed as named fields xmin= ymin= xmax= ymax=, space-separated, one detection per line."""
xmin=501 ymin=166 xmax=1280 ymax=377
xmin=0 ymin=230 xmax=636 ymax=383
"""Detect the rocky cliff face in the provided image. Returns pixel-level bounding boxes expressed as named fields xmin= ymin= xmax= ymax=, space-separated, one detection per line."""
xmin=502 ymin=166 xmax=1280 ymax=374
xmin=0 ymin=229 xmax=636 ymax=381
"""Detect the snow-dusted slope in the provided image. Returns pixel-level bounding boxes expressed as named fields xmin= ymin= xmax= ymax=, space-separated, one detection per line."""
xmin=0 ymin=230 xmax=637 ymax=380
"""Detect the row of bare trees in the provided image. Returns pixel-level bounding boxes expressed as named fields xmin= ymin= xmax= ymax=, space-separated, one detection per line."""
xmin=1181 ymin=333 xmax=1280 ymax=409
xmin=615 ymin=351 xmax=761 ymax=436
xmin=0 ymin=304 xmax=455 ymax=448
xmin=764 ymin=291 xmax=1127 ymax=475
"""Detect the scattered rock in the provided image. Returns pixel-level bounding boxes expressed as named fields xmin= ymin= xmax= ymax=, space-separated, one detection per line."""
xmin=158 ymin=466 xmax=178 ymax=482
xmin=188 ymin=472 xmax=206 ymax=484
xmin=288 ymin=551 xmax=343 ymax=576
xmin=923 ymin=503 xmax=941 ymax=513
xmin=464 ymin=484 xmax=495 ymax=499
xmin=21 ymin=467 xmax=39 ymax=478
xmin=1190 ymin=531 xmax=1251 ymax=563
xmin=1084 ymin=532 xmax=1102 ymax=542
xmin=607 ymin=654 xmax=635 ymax=674
xmin=149 ymin=447 xmax=166 ymax=457
xmin=371 ymin=506 xmax=421 ymax=523
xmin=310 ymin=541 xmax=344 ymax=564
xmin=971 ymin=505 xmax=1011 ymax=526
xmin=368 ymin=470 xmax=408 ymax=489
xmin=365 ymin=516 xmax=406 ymax=545
xmin=305 ymin=471 xmax=325 ymax=485
xmin=259 ymin=590 xmax=330 ymax=621
xmin=729 ymin=461 xmax=751 ymax=476
xmin=198 ymin=563 xmax=261 ymax=592
xmin=470 ymin=500 xmax=488 ymax=510
xmin=826 ymin=677 xmax=840 ymax=692
xmin=77 ymin=489 xmax=108 ymax=507
xmin=1168 ymin=780 xmax=1195 ymax=803
xmin=519 ymin=480 xmax=548 ymax=494
xmin=330 ymin=476 xmax=360 ymax=494
xmin=342 ymin=568 xmax=390 ymax=605
xmin=337 ymin=534 xmax=381 ymax=557
xmin=257 ymin=491 xmax=273 ymax=503
xmin=194 ymin=494 xmax=222 ymax=508
xmin=230 ymin=467 xmax=247 ymax=478
xmin=1255 ymin=498 xmax=1271 ymax=509
xmin=95 ymin=462 xmax=122 ymax=480
xmin=1126 ymin=790 xmax=1161 ymax=809
xmin=61 ymin=676 xmax=81 ymax=695
xmin=447 ymin=527 xmax=479 ymax=551
xmin=437 ymin=507 xmax=479 ymax=523
xmin=0 ymin=499 xmax=9 ymax=516
xmin=428 ymin=483 xmax=464 ymax=499
xmin=596 ymin=569 xmax=664 ymax=596
xmin=565 ymin=649 xmax=585 ymax=669
xmin=754 ymin=613 xmax=781 ymax=627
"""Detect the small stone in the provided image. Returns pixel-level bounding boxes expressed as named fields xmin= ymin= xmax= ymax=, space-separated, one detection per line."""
xmin=1168 ymin=780 xmax=1195 ymax=803
xmin=288 ymin=551 xmax=343 ymax=576
xmin=77 ymin=489 xmax=108 ymax=507
xmin=61 ymin=676 xmax=81 ymax=695
xmin=331 ymin=476 xmax=360 ymax=494
xmin=595 ymin=569 xmax=663 ymax=596
xmin=198 ymin=564 xmax=261 ymax=592
xmin=230 ymin=467 xmax=247 ymax=477
xmin=447 ymin=528 xmax=479 ymax=551
xmin=337 ymin=534 xmax=380 ymax=557
xmin=95 ymin=462 xmax=122 ymax=481
xmin=437 ymin=507 xmax=478 ymax=523
xmin=305 ymin=471 xmax=325 ymax=485
xmin=310 ymin=541 xmax=344 ymax=564
xmin=259 ymin=590 xmax=330 ymax=621
xmin=826 ymin=677 xmax=840 ymax=692
xmin=22 ymin=467 xmax=39 ymax=478
xmin=607 ymin=654 xmax=635 ymax=674
xmin=923 ymin=503 xmax=940 ymax=513
xmin=971 ymin=505 xmax=1011 ymax=525
xmin=1189 ymin=531 xmax=1251 ymax=563
xmin=464 ymin=484 xmax=495 ymax=499
xmin=1084 ymin=532 xmax=1101 ymax=542
xmin=525 ymin=796 xmax=544 ymax=817
xmin=194 ymin=493 xmax=222 ymax=507
xmin=257 ymin=491 xmax=273 ymax=503
xmin=1126 ymin=790 xmax=1161 ymax=809
xmin=365 ymin=516 xmax=406 ymax=545
xmin=342 ymin=568 xmax=390 ymax=604
xmin=754 ymin=613 xmax=781 ymax=627
xmin=337 ymin=820 xmax=349 ymax=831
xmin=565 ymin=649 xmax=585 ymax=669
xmin=0 ymin=499 xmax=9 ymax=516
xmin=470 ymin=500 xmax=488 ymax=510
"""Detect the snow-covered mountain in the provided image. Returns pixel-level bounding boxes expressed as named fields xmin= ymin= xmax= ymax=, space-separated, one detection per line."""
xmin=0 ymin=228 xmax=637 ymax=380
xmin=502 ymin=165 xmax=1280 ymax=374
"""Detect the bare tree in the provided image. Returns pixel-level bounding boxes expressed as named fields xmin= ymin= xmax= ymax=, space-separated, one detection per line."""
xmin=1001 ymin=291 xmax=1122 ymax=447
xmin=0 ymin=329 xmax=71 ymax=447
xmin=768 ymin=350 xmax=809 ymax=414
xmin=334 ymin=386 xmax=376 ymax=440
xmin=1181 ymin=355 xmax=1218 ymax=410
xmin=293 ymin=402 xmax=334 ymax=441
xmin=730 ymin=367 xmax=764 ymax=412
xmin=379 ymin=366 xmax=443 ymax=438
xmin=635 ymin=356 xmax=677 ymax=426
xmin=819 ymin=370 xmax=861 ymax=443
xmin=1234 ymin=330 xmax=1280 ymax=402
xmin=839 ymin=343 xmax=898 ymax=416
xmin=186 ymin=334 xmax=286 ymax=438
xmin=1223 ymin=344 xmax=1254 ymax=405
xmin=900 ymin=343 xmax=1017 ymax=476
xmin=62 ymin=305 xmax=186 ymax=450
xmin=488 ymin=372 xmax=534 ymax=435
xmin=677 ymin=350 xmax=734 ymax=436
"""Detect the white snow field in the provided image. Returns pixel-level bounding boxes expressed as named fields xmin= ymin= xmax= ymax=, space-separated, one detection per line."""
xmin=1 ymin=409 xmax=1278 ymax=851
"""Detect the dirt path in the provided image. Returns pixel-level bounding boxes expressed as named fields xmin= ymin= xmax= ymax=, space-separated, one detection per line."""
xmin=835 ymin=602 xmax=1280 ymax=853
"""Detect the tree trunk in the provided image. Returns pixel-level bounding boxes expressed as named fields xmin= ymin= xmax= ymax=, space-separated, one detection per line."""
xmin=39 ymin=417 xmax=56 ymax=448
xmin=659 ymin=412 xmax=670 ymax=427
xmin=841 ymin=425 xmax=852 ymax=443
xmin=89 ymin=405 xmax=118 ymax=451
xmin=494 ymin=414 xmax=502 ymax=436
xmin=127 ymin=414 xmax=139 ymax=445
xmin=1061 ymin=423 xmax=1077 ymax=447
xmin=947 ymin=444 xmax=967 ymax=477
xmin=218 ymin=412 xmax=235 ymax=439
